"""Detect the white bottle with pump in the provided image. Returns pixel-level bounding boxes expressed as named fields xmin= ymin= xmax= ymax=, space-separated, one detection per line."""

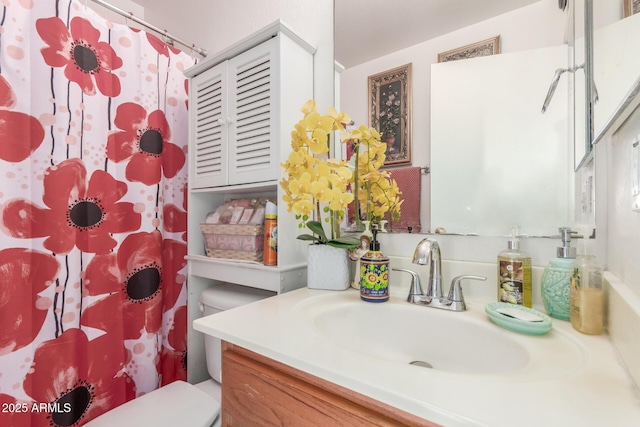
xmin=497 ymin=226 xmax=532 ymax=307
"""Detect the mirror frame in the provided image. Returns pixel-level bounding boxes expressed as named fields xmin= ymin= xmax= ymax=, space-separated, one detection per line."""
xmin=579 ymin=0 xmax=596 ymax=171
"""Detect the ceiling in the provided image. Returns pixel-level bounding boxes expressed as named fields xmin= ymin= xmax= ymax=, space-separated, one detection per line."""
xmin=124 ymin=0 xmax=542 ymax=68
xmin=335 ymin=0 xmax=541 ymax=68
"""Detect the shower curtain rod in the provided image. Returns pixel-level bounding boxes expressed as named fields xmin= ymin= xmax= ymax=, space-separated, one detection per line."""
xmin=88 ymin=0 xmax=207 ymax=57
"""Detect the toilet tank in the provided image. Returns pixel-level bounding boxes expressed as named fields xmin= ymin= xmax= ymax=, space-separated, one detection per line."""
xmin=199 ymin=283 xmax=275 ymax=383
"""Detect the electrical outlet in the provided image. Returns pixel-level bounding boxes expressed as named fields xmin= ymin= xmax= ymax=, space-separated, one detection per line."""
xmin=632 ymin=135 xmax=640 ymax=212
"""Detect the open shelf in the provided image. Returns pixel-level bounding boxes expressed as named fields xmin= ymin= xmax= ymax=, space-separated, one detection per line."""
xmin=190 ymin=180 xmax=279 ymax=194
xmin=187 ymin=255 xmax=307 ymax=293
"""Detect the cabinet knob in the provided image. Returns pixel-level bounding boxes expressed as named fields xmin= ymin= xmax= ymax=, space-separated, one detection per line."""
xmin=217 ymin=118 xmax=225 ymax=126
xmin=226 ymin=117 xmax=234 ymax=125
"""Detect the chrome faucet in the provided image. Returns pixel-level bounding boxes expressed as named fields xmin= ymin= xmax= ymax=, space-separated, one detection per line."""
xmin=393 ymin=237 xmax=486 ymax=312
xmin=412 ymin=238 xmax=443 ymax=299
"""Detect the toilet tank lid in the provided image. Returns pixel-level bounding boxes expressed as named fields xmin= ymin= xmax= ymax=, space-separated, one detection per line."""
xmin=200 ymin=283 xmax=275 ymax=311
xmin=83 ymin=381 xmax=219 ymax=427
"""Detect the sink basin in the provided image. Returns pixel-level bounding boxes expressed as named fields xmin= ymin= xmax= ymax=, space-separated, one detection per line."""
xmin=314 ymin=302 xmax=527 ymax=374
xmin=295 ymin=292 xmax=585 ymax=379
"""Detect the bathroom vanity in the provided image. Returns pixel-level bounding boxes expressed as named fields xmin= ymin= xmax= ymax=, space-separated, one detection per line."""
xmin=194 ymin=284 xmax=640 ymax=427
xmin=221 ymin=342 xmax=433 ymax=426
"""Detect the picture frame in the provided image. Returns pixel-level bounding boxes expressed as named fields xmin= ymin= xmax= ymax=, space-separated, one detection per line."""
xmin=368 ymin=63 xmax=412 ymax=167
xmin=624 ymin=0 xmax=640 ymax=17
xmin=437 ymin=36 xmax=501 ymax=63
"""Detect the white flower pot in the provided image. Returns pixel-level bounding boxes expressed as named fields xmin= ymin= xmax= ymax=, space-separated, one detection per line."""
xmin=307 ymin=244 xmax=352 ymax=290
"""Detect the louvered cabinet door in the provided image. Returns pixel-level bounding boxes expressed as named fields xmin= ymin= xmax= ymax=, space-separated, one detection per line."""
xmin=190 ymin=61 xmax=229 ymax=189
xmin=227 ymin=38 xmax=279 ymax=186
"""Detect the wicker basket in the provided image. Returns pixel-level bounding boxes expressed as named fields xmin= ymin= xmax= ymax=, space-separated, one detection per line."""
xmin=200 ymin=223 xmax=264 ymax=262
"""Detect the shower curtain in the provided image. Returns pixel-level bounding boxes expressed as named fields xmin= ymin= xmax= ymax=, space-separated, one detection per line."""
xmin=0 ymin=1 xmax=195 ymax=425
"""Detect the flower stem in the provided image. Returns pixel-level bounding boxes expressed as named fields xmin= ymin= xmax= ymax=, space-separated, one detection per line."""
xmin=315 ymin=201 xmax=322 ymax=240
xmin=331 ymin=211 xmax=337 ymax=240
xmin=353 ymin=143 xmax=363 ymax=231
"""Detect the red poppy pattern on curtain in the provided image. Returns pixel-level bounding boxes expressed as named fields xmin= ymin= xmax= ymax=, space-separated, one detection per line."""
xmin=0 ymin=1 xmax=194 ymax=426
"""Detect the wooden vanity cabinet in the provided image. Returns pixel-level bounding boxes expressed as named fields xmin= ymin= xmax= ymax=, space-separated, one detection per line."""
xmin=221 ymin=342 xmax=438 ymax=427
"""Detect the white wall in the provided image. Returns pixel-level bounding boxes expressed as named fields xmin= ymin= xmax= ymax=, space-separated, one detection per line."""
xmin=88 ymin=0 xmax=144 ymax=21
xmin=601 ymin=106 xmax=640 ymax=297
xmin=595 ymin=81 xmax=640 ymax=388
xmin=141 ymin=0 xmax=334 ymax=111
xmin=93 ymin=0 xmax=334 ymax=110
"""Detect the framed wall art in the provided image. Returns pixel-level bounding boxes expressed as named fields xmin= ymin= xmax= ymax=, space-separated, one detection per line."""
xmin=368 ymin=63 xmax=412 ymax=166
xmin=624 ymin=0 xmax=640 ymax=17
xmin=437 ymin=35 xmax=501 ymax=63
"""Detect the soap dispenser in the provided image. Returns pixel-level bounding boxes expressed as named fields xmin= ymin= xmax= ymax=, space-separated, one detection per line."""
xmin=569 ymin=233 xmax=603 ymax=334
xmin=359 ymin=223 xmax=390 ymax=303
xmin=350 ymin=223 xmax=373 ymax=290
xmin=497 ymin=226 xmax=532 ymax=307
xmin=541 ymin=227 xmax=576 ymax=320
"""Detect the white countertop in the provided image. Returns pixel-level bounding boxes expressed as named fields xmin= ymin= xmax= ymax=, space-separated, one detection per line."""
xmin=193 ymin=286 xmax=640 ymax=427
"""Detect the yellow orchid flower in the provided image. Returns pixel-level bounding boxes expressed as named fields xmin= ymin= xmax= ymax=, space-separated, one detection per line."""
xmin=293 ymin=197 xmax=315 ymax=216
xmin=328 ymin=106 xmax=351 ymax=130
xmin=333 ymin=165 xmax=352 ymax=181
xmin=316 ymin=160 xmax=331 ymax=178
xmin=341 ymin=128 xmax=362 ymax=142
xmin=372 ymin=204 xmax=390 ymax=218
xmin=291 ymin=121 xmax=311 ymax=149
xmin=356 ymin=125 xmax=375 ymax=140
xmin=301 ymin=99 xmax=317 ymax=115
xmin=329 ymin=191 xmax=354 ymax=212
xmin=286 ymin=148 xmax=305 ymax=166
xmin=282 ymin=101 xmax=403 ymax=239
xmin=310 ymin=176 xmax=332 ymax=203
xmin=304 ymin=112 xmax=335 ymax=133
xmin=327 ymin=174 xmax=347 ymax=193
xmin=369 ymin=127 xmax=381 ymax=140
xmin=308 ymin=132 xmax=329 ymax=154
xmin=288 ymin=172 xmax=311 ymax=195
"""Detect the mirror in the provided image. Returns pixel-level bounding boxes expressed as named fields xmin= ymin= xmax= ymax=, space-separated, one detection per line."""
xmin=336 ymin=1 xmax=634 ymax=237
xmin=430 ymin=45 xmax=570 ymax=237
xmin=592 ymin=11 xmax=640 ymax=143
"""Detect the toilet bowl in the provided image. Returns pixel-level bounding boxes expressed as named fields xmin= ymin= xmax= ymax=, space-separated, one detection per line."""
xmin=85 ymin=283 xmax=274 ymax=427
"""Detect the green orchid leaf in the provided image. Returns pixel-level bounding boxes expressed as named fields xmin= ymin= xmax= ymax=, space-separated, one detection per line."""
xmin=305 ymin=220 xmax=328 ymax=241
xmin=332 ymin=236 xmax=361 ymax=246
xmin=297 ymin=233 xmax=321 ymax=242
xmin=327 ymin=239 xmax=359 ymax=249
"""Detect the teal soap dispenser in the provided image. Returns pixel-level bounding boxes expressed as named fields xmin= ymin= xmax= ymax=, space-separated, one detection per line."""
xmin=541 ymin=227 xmax=576 ymax=320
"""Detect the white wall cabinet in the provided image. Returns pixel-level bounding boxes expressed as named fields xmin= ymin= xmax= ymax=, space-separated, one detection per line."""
xmin=190 ymin=40 xmax=280 ymax=188
xmin=190 ymin=60 xmax=228 ymax=189
xmin=190 ymin=28 xmax=312 ymax=189
xmin=184 ymin=21 xmax=314 ymax=383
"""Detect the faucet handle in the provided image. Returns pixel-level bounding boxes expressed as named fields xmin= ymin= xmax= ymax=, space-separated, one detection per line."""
xmin=392 ymin=268 xmax=424 ymax=303
xmin=447 ymin=275 xmax=487 ymax=307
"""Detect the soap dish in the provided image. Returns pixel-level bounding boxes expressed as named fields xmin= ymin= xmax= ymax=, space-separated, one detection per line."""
xmin=485 ymin=302 xmax=552 ymax=335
